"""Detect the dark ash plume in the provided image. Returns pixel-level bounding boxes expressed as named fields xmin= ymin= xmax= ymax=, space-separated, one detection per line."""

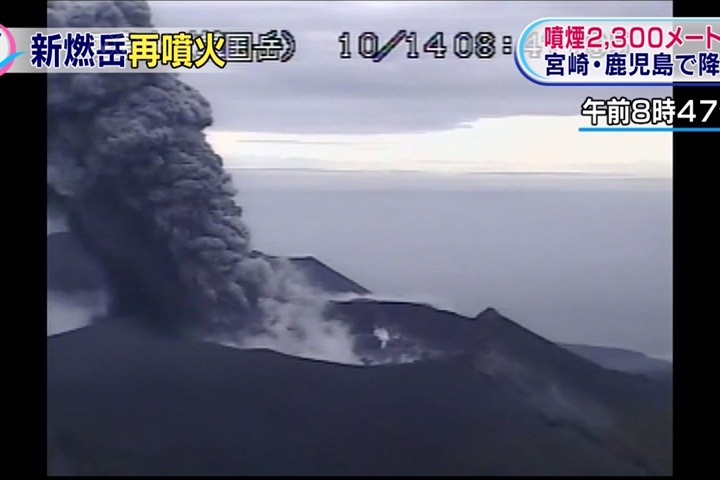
xmin=47 ymin=0 xmax=274 ymax=335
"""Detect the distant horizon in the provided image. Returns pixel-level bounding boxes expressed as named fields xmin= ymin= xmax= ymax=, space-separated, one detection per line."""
xmin=224 ymin=167 xmax=673 ymax=193
xmin=207 ymin=115 xmax=672 ymax=179
xmin=225 ymin=166 xmax=673 ymax=178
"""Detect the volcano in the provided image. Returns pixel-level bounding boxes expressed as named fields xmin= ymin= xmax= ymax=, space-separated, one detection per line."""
xmin=45 ymin=2 xmax=672 ymax=474
xmin=47 ymin=231 xmax=672 ymax=476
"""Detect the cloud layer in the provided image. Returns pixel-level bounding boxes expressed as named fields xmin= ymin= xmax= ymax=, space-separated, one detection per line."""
xmin=150 ymin=0 xmax=672 ymax=134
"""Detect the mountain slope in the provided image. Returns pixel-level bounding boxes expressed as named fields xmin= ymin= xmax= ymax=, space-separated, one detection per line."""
xmin=250 ymin=250 xmax=371 ymax=295
xmin=47 ymin=232 xmax=671 ymax=475
xmin=559 ymin=343 xmax=672 ymax=376
xmin=328 ymin=299 xmax=672 ymax=473
xmin=48 ymin=322 xmax=666 ymax=476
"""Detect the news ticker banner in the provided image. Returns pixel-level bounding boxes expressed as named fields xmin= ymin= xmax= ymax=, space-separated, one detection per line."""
xmin=2 ymin=17 xmax=716 ymax=76
xmin=0 ymin=27 xmax=296 ymax=72
xmin=2 ymin=17 xmax=718 ymax=131
xmin=516 ymin=17 xmax=720 ymax=85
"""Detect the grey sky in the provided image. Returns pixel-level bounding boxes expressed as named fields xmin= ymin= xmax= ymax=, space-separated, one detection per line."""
xmin=149 ymin=1 xmax=672 ymax=134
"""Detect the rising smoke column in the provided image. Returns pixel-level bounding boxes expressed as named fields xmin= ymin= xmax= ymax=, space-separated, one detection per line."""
xmin=47 ymin=0 xmax=280 ymax=335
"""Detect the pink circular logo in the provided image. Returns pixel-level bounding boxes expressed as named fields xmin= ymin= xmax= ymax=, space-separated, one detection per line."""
xmin=0 ymin=24 xmax=24 ymax=76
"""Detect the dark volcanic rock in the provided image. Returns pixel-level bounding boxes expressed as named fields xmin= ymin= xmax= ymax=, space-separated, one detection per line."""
xmin=285 ymin=256 xmax=370 ymax=294
xmin=333 ymin=299 xmax=672 ymax=406
xmin=48 ymin=323 xmax=669 ymax=476
xmin=327 ymin=299 xmax=672 ymax=474
xmin=47 ymin=234 xmax=672 ymax=475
